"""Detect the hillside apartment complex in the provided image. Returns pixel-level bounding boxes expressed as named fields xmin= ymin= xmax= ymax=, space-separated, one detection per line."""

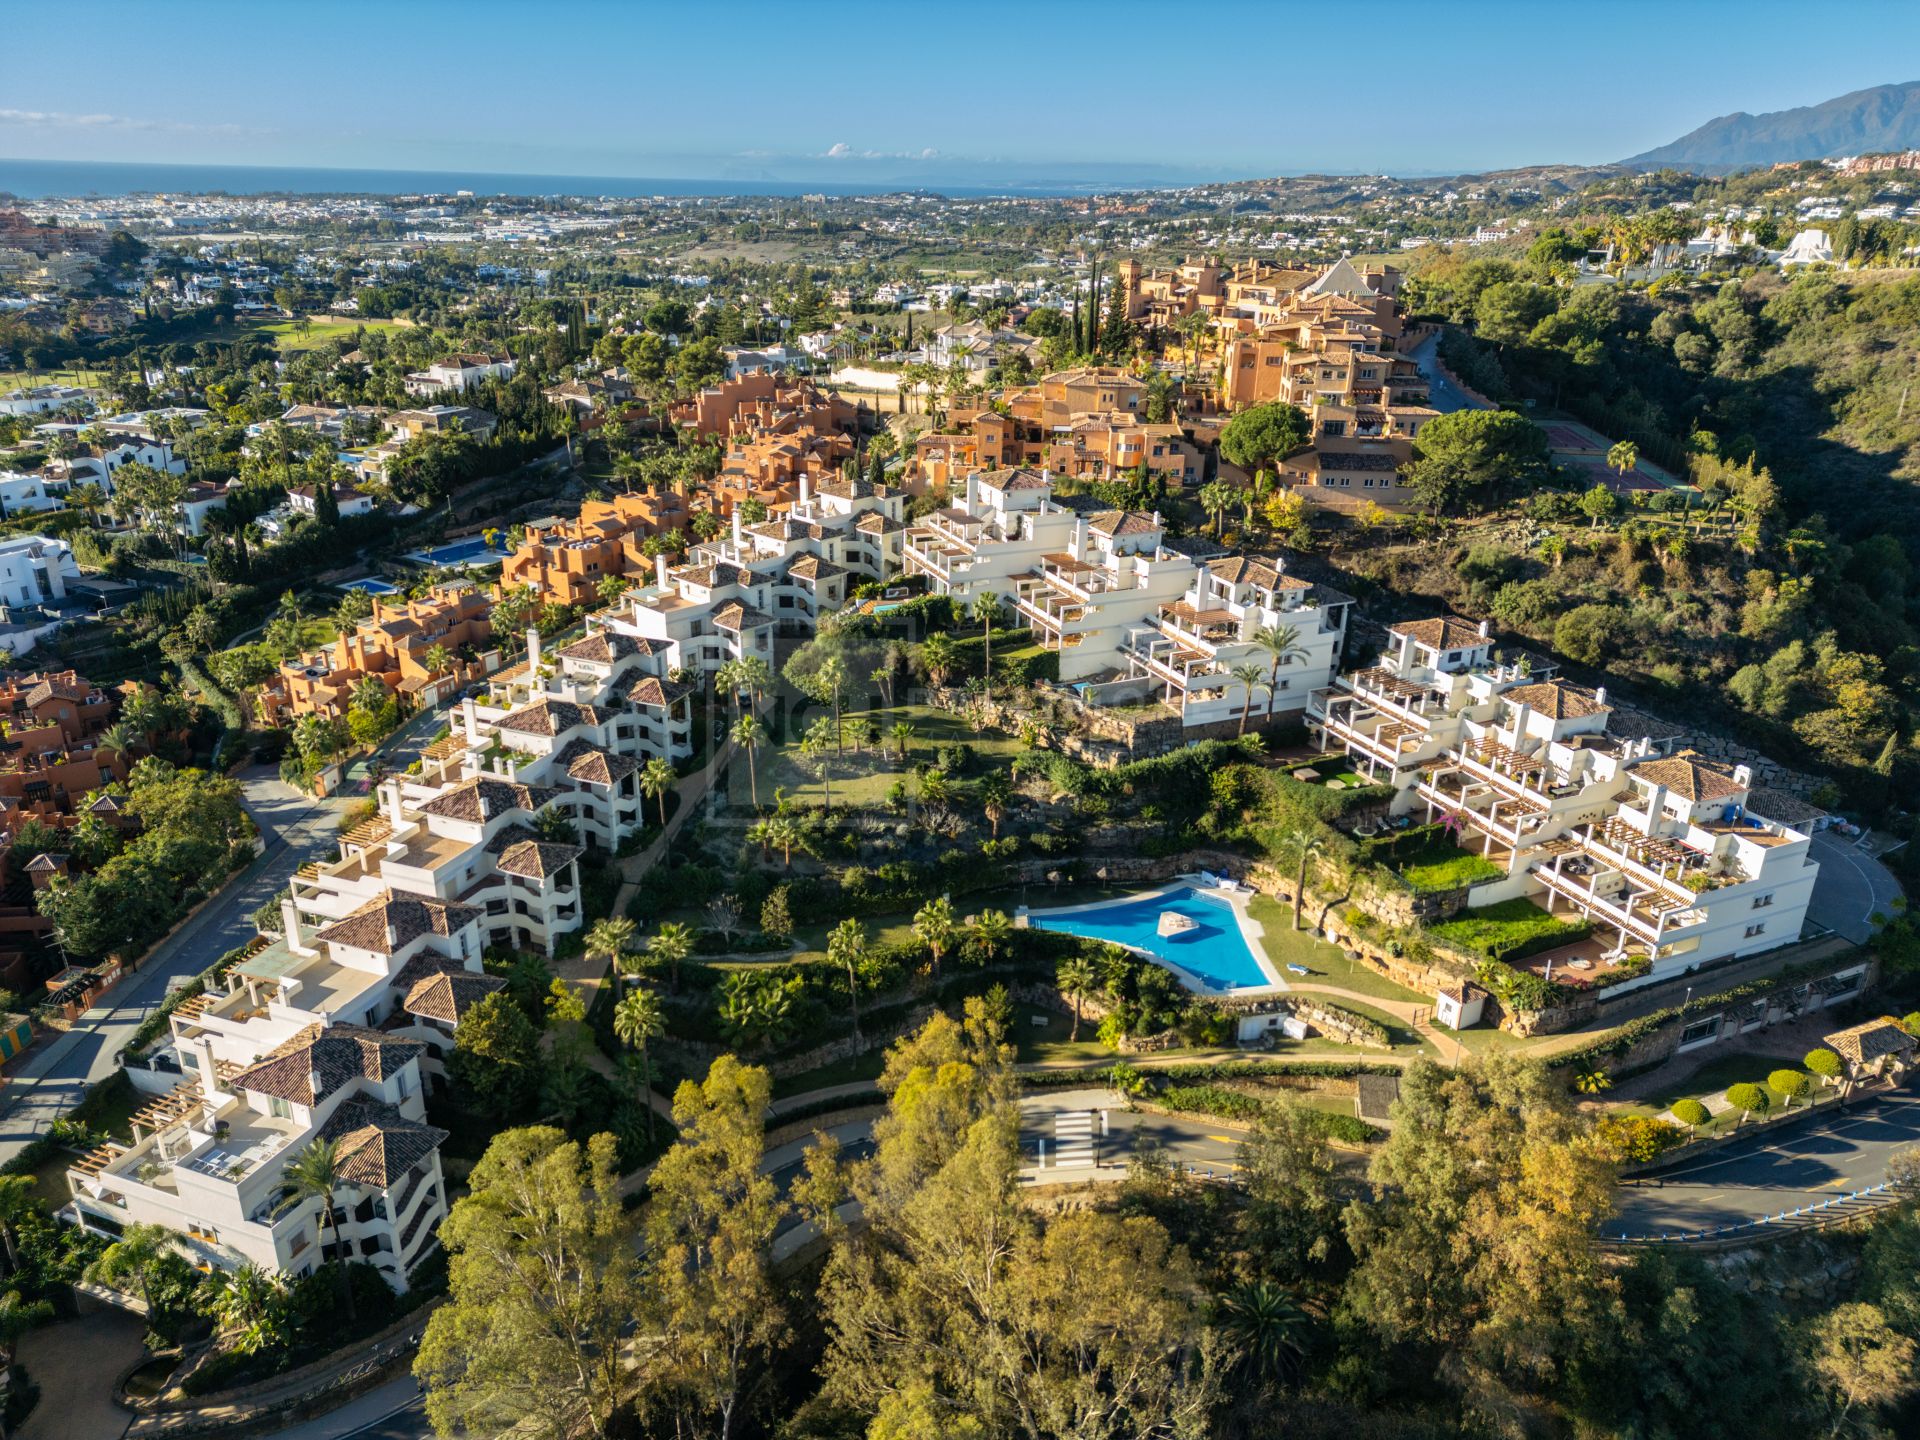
xmin=1308 ymin=617 xmax=1820 ymax=985
xmin=256 ymin=583 xmax=499 ymax=725
xmin=903 ymin=466 xmax=1349 ymax=730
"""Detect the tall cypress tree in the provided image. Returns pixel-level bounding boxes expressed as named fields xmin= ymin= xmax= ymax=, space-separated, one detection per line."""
xmin=1087 ymin=254 xmax=1100 ymax=356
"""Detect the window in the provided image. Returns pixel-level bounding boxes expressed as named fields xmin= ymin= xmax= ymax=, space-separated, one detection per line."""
xmin=1744 ymin=922 xmax=1767 ymax=938
xmin=1752 ymin=894 xmax=1774 ymax=909
xmin=269 ymin=1096 xmax=292 ymax=1120
xmin=1680 ymin=1015 xmax=1721 ymax=1047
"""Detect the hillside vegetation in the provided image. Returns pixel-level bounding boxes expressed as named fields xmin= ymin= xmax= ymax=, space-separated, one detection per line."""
xmin=1373 ymin=255 xmax=1920 ymax=809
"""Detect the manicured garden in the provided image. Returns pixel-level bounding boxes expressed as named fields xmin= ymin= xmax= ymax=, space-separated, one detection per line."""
xmin=1428 ymin=898 xmax=1590 ymax=964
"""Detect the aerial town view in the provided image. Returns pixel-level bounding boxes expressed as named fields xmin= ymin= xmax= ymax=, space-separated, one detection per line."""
xmin=7 ymin=3 xmax=1920 ymax=1437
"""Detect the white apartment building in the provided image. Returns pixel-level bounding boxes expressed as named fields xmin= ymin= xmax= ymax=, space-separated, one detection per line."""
xmin=63 ymin=889 xmax=496 ymax=1291
xmin=591 ymin=471 xmax=905 ymax=679
xmin=1307 ymin=616 xmax=1819 ymax=987
xmin=903 ymin=467 xmax=1194 ymax=685
xmin=0 ymin=384 xmax=91 ymax=417
xmin=1123 ymin=553 xmax=1349 ymax=730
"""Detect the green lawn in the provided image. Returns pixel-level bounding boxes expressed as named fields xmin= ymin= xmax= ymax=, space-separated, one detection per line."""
xmin=253 ymin=317 xmax=412 ymax=352
xmin=761 ymin=700 xmax=1026 ymax=810
xmin=1395 ymin=839 xmax=1504 ymax=894
xmin=1013 ymin=1002 xmax=1112 ymax=1065
xmin=769 ymin=1048 xmax=886 ymax=1100
xmin=1246 ymin=896 xmax=1427 ymax=1004
xmin=0 ymin=367 xmax=110 ymax=390
xmin=1427 ymin=899 xmax=1586 ymax=961
xmin=1633 ymin=1049 xmax=1812 ymax=1115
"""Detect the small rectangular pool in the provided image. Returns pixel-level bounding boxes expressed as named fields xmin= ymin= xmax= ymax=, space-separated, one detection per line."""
xmin=337 ymin=577 xmax=400 ymax=596
xmin=406 ymin=536 xmax=507 ymax=568
xmin=1025 ymin=884 xmax=1280 ymax=994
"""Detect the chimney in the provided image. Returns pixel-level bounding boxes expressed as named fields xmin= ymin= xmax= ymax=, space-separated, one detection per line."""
xmin=1594 ymin=685 xmax=1607 ymax=708
xmin=1477 ymin=619 xmax=1491 ymax=638
xmin=309 ymin=1068 xmax=324 ymax=1100
xmin=655 ymin=553 xmax=669 ymax=588
xmin=385 ymin=918 xmax=399 ymax=950
xmin=282 ymin=895 xmax=313 ymax=956
xmin=732 ymin=506 xmax=743 ymax=544
xmin=1508 ymin=700 xmax=1532 ymax=749
xmin=1072 ymin=516 xmax=1086 ymax=556
xmin=1733 ymin=763 xmax=1752 ymax=789
xmin=1646 ymin=782 xmax=1669 ymax=826
xmin=964 ymin=471 xmax=978 ymax=513
xmin=799 ymin=474 xmax=811 ymax=505
xmin=526 ymin=627 xmax=541 ymax=672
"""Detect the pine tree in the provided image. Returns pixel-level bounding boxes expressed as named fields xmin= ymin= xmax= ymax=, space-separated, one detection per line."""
xmin=1087 ymin=253 xmax=1101 ymax=355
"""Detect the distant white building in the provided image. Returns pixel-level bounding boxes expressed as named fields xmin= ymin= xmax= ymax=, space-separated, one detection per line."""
xmin=0 ymin=384 xmax=91 ymax=417
xmin=403 ymin=353 xmax=514 ymax=398
xmin=1779 ymin=229 xmax=1835 ymax=267
xmin=0 ymin=534 xmax=79 ymax=609
xmin=0 ymin=472 xmax=62 ymax=517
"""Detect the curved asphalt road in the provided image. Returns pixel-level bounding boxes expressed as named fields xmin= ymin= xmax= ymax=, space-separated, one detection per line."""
xmin=1806 ymin=832 xmax=1904 ymax=944
xmin=1612 ymin=1086 xmax=1920 ymax=1239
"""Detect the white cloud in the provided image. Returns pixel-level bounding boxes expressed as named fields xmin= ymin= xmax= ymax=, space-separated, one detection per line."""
xmin=818 ymin=142 xmax=941 ymax=162
xmin=0 ymin=108 xmax=260 ymax=136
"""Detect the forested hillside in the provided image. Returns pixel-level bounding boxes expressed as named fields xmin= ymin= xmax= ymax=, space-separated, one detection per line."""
xmin=1373 ymin=253 xmax=1920 ymax=809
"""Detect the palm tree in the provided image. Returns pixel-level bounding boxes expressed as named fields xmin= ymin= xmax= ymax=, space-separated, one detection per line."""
xmin=641 ymin=757 xmax=676 ymax=828
xmin=83 ymin=1221 xmax=179 ymax=1319
xmin=584 ymin=916 xmax=637 ymax=981
xmin=1231 ymin=663 xmax=1271 ymax=738
xmin=648 ymin=920 xmax=695 ymax=992
xmin=1217 ymin=1279 xmax=1312 ymax=1385
xmin=1057 ymin=954 xmax=1096 ymax=1041
xmin=972 ymin=591 xmax=1002 ymax=685
xmin=1607 ymin=440 xmax=1640 ymax=480
xmin=1573 ymin=1066 xmax=1614 ymax=1096
xmin=801 ymin=716 xmax=838 ymax=810
xmin=96 ymin=721 xmax=138 ymax=767
xmin=281 ymin=1140 xmax=355 ymax=1320
xmin=203 ymin=1262 xmax=287 ymax=1355
xmin=1252 ymin=621 xmax=1308 ymax=703
xmin=1199 ymin=480 xmax=1233 ymax=538
xmin=732 ymin=715 xmax=764 ymax=809
xmin=891 ymin=720 xmax=917 ymax=763
xmin=1273 ymin=827 xmax=1327 ymax=931
xmin=920 ymin=634 xmax=959 ymax=687
xmin=978 ymin=771 xmax=1012 ymax=839
xmin=612 ymin=987 xmax=665 ymax=1141
xmin=827 ymin=917 xmax=867 ymax=1045
xmin=0 ymin=1176 xmax=34 ymax=1275
xmin=974 ymin=908 xmax=1012 ymax=963
xmin=765 ymin=814 xmax=800 ymax=869
xmin=913 ymin=896 xmax=958 ymax=979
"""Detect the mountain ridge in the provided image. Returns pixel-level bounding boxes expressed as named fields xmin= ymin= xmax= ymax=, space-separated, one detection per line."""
xmin=1623 ymin=80 xmax=1920 ymax=171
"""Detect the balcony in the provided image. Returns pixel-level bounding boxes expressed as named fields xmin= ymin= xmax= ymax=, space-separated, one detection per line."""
xmin=1125 ymin=630 xmax=1219 ymax=691
xmin=1156 ymin=601 xmax=1238 ymax=650
xmin=1341 ymin=667 xmax=1445 ymax=728
xmin=1530 ymin=844 xmax=1704 ymax=949
xmin=1318 ymin=708 xmax=1427 ymax=770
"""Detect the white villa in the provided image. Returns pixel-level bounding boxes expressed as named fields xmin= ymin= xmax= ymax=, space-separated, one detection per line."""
xmin=404 ymin=352 xmax=515 ymax=397
xmin=1308 ymin=616 xmax=1820 ymax=985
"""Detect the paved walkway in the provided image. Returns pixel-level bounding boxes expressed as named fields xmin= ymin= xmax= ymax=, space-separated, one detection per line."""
xmin=0 ymin=767 xmax=350 ymax=1167
xmin=17 ymin=1306 xmax=145 ymax=1440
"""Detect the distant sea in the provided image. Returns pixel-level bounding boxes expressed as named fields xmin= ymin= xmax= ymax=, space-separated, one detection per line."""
xmin=0 ymin=157 xmax=1112 ymax=201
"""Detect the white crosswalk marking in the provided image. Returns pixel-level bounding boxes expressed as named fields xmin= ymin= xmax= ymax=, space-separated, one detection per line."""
xmin=1053 ymin=1109 xmax=1096 ymax=1168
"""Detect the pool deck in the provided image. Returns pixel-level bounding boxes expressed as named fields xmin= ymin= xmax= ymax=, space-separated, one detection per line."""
xmin=1018 ymin=878 xmax=1287 ymax=997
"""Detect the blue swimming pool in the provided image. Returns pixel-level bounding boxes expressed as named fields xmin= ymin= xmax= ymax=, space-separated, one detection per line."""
xmin=1026 ymin=885 xmax=1278 ymax=993
xmin=406 ymin=536 xmax=507 ymax=568
xmin=337 ymin=577 xmax=400 ymax=596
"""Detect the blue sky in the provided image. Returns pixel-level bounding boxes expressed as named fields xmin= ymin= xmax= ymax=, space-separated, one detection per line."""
xmin=5 ymin=0 xmax=1919 ymax=183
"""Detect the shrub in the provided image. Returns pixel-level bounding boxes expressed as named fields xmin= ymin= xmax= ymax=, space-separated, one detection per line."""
xmin=1804 ymin=1047 xmax=1844 ymax=1080
xmin=1594 ymin=1113 xmax=1688 ymax=1163
xmin=1769 ymin=1068 xmax=1812 ymax=1107
xmin=1670 ymin=1098 xmax=1711 ymax=1129
xmin=1725 ymin=1082 xmax=1771 ymax=1122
